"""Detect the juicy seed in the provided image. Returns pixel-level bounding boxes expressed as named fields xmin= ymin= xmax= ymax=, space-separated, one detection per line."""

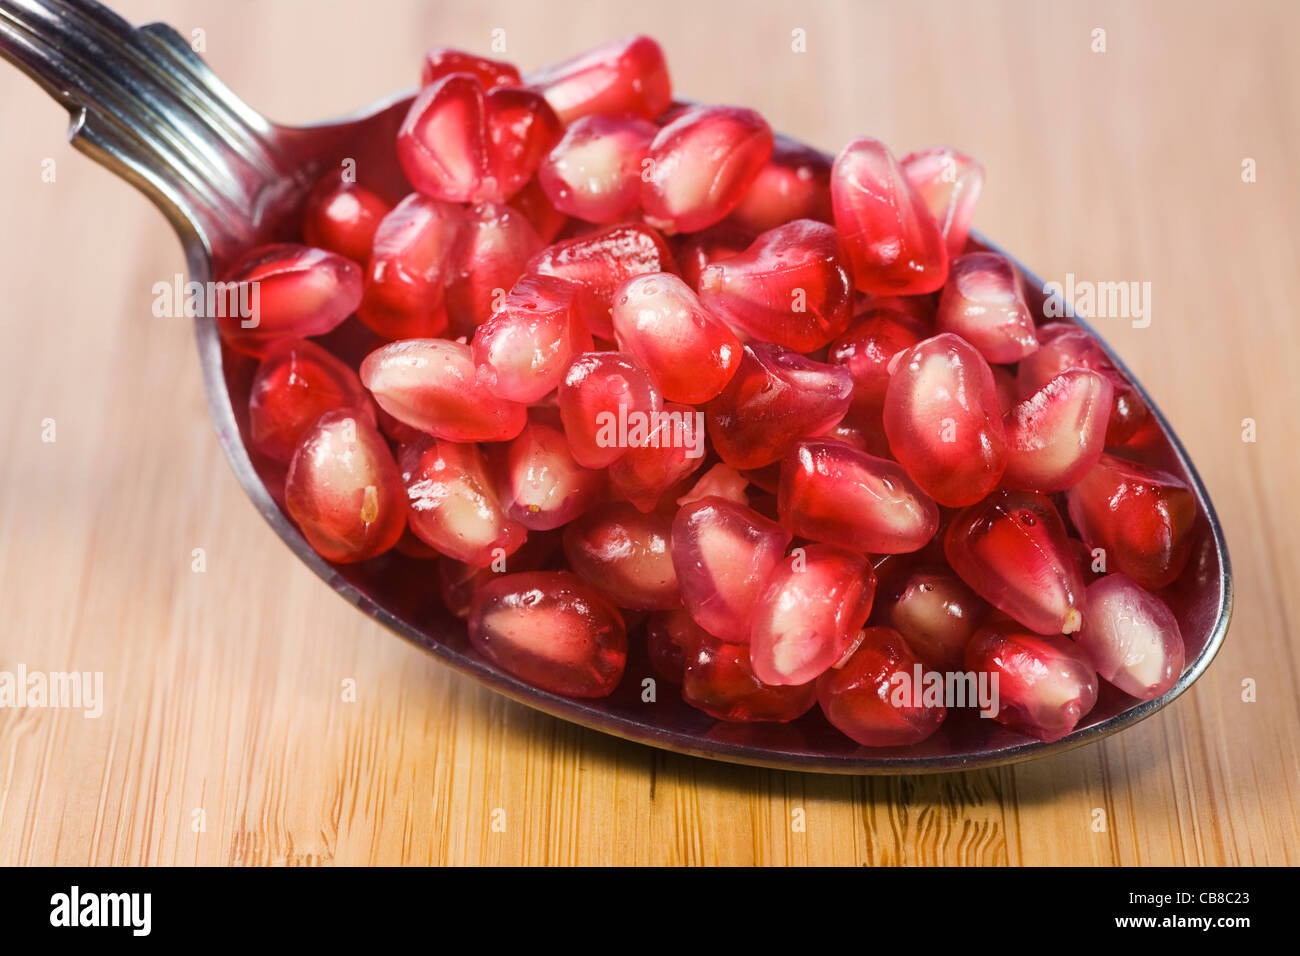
xmin=420 ymin=47 xmax=521 ymax=90
xmin=538 ymin=114 xmax=658 ymax=223
xmin=884 ymin=569 xmax=987 ymax=672
xmin=608 ymin=401 xmax=707 ymax=512
xmin=900 ymin=147 xmax=985 ymax=256
xmin=556 ymin=351 xmax=663 ymax=468
xmin=728 ymin=135 xmax=834 ymax=234
xmin=500 ymin=416 xmax=603 ymax=530
xmin=358 ymin=193 xmax=463 ymax=340
xmin=682 ymin=634 xmax=817 ymax=722
xmin=562 ymin=502 xmax=681 ymax=610
xmin=302 ymin=172 xmax=392 ymax=264
xmin=827 ymin=307 xmax=927 ymax=417
xmin=527 ymin=35 xmax=672 ymax=124
xmin=1002 ymin=367 xmax=1113 ymax=492
xmin=444 ymin=202 xmax=544 ymax=339
xmin=935 ymin=252 xmax=1039 ymax=363
xmin=1076 ymin=573 xmax=1185 ymax=699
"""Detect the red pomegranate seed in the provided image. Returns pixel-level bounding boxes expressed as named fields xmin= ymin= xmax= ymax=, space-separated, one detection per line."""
xmin=375 ymin=402 xmax=425 ymax=445
xmin=816 ymin=627 xmax=948 ymax=747
xmin=471 ymin=273 xmax=591 ymax=403
xmin=1066 ymin=453 xmax=1197 ymax=590
xmin=674 ymin=223 xmax=754 ymax=292
xmin=360 ymin=338 xmax=527 ymax=441
xmin=444 ymin=202 xmax=544 ymax=338
xmin=991 ymin=364 xmax=1018 ymax=415
xmin=358 ymin=193 xmax=463 ymax=340
xmin=438 ymin=527 xmax=563 ymax=614
xmin=882 ymin=333 xmax=1008 ymax=506
xmin=611 ymin=272 xmax=742 ymax=403
xmin=509 ymin=175 xmax=569 ymax=244
xmin=749 ymin=544 xmax=877 ymax=686
xmin=301 ymin=173 xmax=392 ymax=264
xmin=822 ymin=413 xmax=893 ymax=458
xmin=538 ymin=114 xmax=658 ymax=224
xmin=963 ymin=623 xmax=1098 ymax=742
xmin=827 ymin=307 xmax=926 ymax=416
xmin=935 ymin=252 xmax=1039 ymax=363
xmin=528 ymin=36 xmax=672 ymax=124
xmin=885 ymin=568 xmax=987 ymax=671
xmin=705 ymin=343 xmax=853 ymax=470
xmin=562 ymin=502 xmax=680 ymax=610
xmin=859 ymin=291 xmax=937 ymax=328
xmin=499 ymin=415 xmax=603 ymax=530
xmin=831 ymin=137 xmax=948 ymax=295
xmin=671 ymin=497 xmax=790 ymax=644
xmin=641 ymin=105 xmax=774 ymax=234
xmin=899 ymin=147 xmax=985 ymax=256
xmin=945 ymin=490 xmax=1086 ymax=635
xmin=777 ymin=439 xmax=939 ymax=554
xmin=1002 ymin=367 xmax=1112 ymax=492
xmin=469 ymin=571 xmax=627 ymax=698
xmin=677 ymin=463 xmax=749 ymax=508
xmin=217 ymin=243 xmax=362 ymax=356
xmin=1077 ymin=573 xmax=1185 ymax=699
xmin=608 ymin=401 xmax=706 ymax=512
xmin=728 ymin=135 xmax=833 ymax=234
xmin=248 ymin=339 xmax=374 ymax=464
xmin=556 ymin=351 xmax=663 ymax=468
xmin=697 ymin=219 xmax=853 ymax=352
xmin=682 ymin=633 xmax=817 ymax=722
xmin=526 ymin=221 xmax=676 ymax=340
xmin=646 ymin=609 xmax=708 ymax=682
xmin=420 ymin=47 xmax=521 ymax=90
xmin=284 ymin=409 xmax=406 ymax=563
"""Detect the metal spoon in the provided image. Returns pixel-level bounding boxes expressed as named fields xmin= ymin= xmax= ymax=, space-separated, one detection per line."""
xmin=0 ymin=0 xmax=1232 ymax=773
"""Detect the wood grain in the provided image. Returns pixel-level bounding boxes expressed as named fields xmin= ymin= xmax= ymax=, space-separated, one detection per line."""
xmin=0 ymin=0 xmax=1296 ymax=866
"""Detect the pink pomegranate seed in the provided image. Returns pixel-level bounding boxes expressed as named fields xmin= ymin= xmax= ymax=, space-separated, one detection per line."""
xmin=963 ymin=623 xmax=1099 ymax=742
xmin=682 ymin=634 xmax=817 ymax=723
xmin=831 ymin=137 xmax=948 ymax=295
xmin=885 ymin=568 xmax=987 ymax=671
xmin=1066 ymin=453 xmax=1197 ymax=590
xmin=882 ymin=333 xmax=1008 ymax=506
xmin=562 ymin=502 xmax=680 ymax=610
xmin=611 ymin=272 xmax=742 ymax=403
xmin=1076 ymin=574 xmax=1185 ymax=699
xmin=816 ymin=627 xmax=947 ymax=747
xmin=217 ymin=243 xmax=361 ymax=356
xmin=556 ymin=351 xmax=662 ymax=468
xmin=935 ymin=252 xmax=1039 ymax=363
xmin=509 ymin=176 xmax=569 ymax=244
xmin=641 ymin=105 xmax=774 ymax=234
xmin=1002 ymin=367 xmax=1112 ymax=492
xmin=248 ymin=339 xmax=374 ymax=464
xmin=697 ymin=219 xmax=853 ymax=352
xmin=360 ymin=338 xmax=527 ymax=441
xmin=827 ymin=307 xmax=926 ymax=416
xmin=471 ymin=273 xmax=591 ymax=403
xmin=677 ymin=463 xmax=749 ymax=508
xmin=671 ymin=497 xmax=790 ymax=643
xmin=749 ymin=544 xmax=877 ymax=686
xmin=499 ymin=414 xmax=603 ymax=530
xmin=284 ymin=409 xmax=406 ymax=563
xmin=728 ymin=136 xmax=833 ymax=234
xmin=609 ymin=401 xmax=706 ymax=512
xmin=899 ymin=147 xmax=985 ymax=256
xmin=777 ymin=439 xmax=939 ymax=554
xmin=358 ymin=193 xmax=463 ymax=340
xmin=301 ymin=172 xmax=392 ymax=264
xmin=538 ymin=115 xmax=658 ymax=223
xmin=444 ymin=202 xmax=544 ymax=338
xmin=674 ymin=223 xmax=754 ymax=291
xmin=528 ymin=36 xmax=672 ymax=124
xmin=526 ymin=221 xmax=676 ymax=340
xmin=705 ymin=343 xmax=853 ymax=470
xmin=420 ymin=47 xmax=521 ymax=89
xmin=469 ymin=570 xmax=627 ymax=697
xmin=945 ymin=490 xmax=1086 ymax=635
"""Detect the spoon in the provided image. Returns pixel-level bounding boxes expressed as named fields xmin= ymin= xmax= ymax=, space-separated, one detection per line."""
xmin=0 ymin=0 xmax=1233 ymax=773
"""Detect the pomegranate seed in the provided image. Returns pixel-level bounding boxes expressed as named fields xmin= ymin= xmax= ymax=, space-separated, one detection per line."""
xmin=677 ymin=463 xmax=749 ymax=508
xmin=885 ymin=568 xmax=987 ymax=671
xmin=859 ymin=291 xmax=937 ymax=327
xmin=777 ymin=439 xmax=939 ymax=553
xmin=375 ymin=402 xmax=426 ymax=445
xmin=641 ymin=105 xmax=774 ymax=234
xmin=526 ymin=221 xmax=676 ymax=339
xmin=646 ymin=608 xmax=708 ymax=682
xmin=471 ymin=273 xmax=591 ymax=403
xmin=697 ymin=219 xmax=853 ymax=352
xmin=671 ymin=497 xmax=790 ymax=644
xmin=562 ymin=502 xmax=680 ymax=609
xmin=1066 ymin=453 xmax=1197 ymax=589
xmin=749 ymin=544 xmax=877 ymax=685
xmin=945 ymin=490 xmax=1086 ymax=635
xmin=509 ymin=175 xmax=569 ymax=244
xmin=217 ymin=243 xmax=362 ymax=356
xmin=438 ymin=557 xmax=484 ymax=618
xmin=284 ymin=409 xmax=406 ymax=562
xmin=827 ymin=307 xmax=926 ymax=416
xmin=499 ymin=414 xmax=603 ymax=530
xmin=882 ymin=333 xmax=1007 ymax=506
xmin=360 ymin=338 xmax=527 ymax=441
xmin=469 ymin=571 xmax=627 ymax=697
xmin=705 ymin=343 xmax=853 ymax=470
xmin=302 ymin=173 xmax=392 ymax=264
xmin=728 ymin=136 xmax=833 ymax=234
xmin=248 ymin=339 xmax=374 ymax=464
xmin=682 ymin=633 xmax=817 ymax=722
xmin=358 ymin=193 xmax=463 ymax=340
xmin=991 ymin=364 xmax=1018 ymax=415
xmin=528 ymin=36 xmax=672 ymax=124
xmin=674 ymin=223 xmax=754 ymax=292
xmin=608 ymin=401 xmax=706 ymax=512
xmin=420 ymin=47 xmax=521 ymax=89
xmin=823 ymin=413 xmax=893 ymax=458
xmin=963 ymin=623 xmax=1099 ymax=742
xmin=557 ymin=351 xmax=662 ymax=468
xmin=899 ymin=147 xmax=985 ymax=256
xmin=444 ymin=201 xmax=544 ymax=338
xmin=935 ymin=252 xmax=1039 ymax=363
xmin=538 ymin=115 xmax=658 ymax=223
xmin=1002 ymin=367 xmax=1112 ymax=492
xmin=816 ymin=627 xmax=947 ymax=747
xmin=611 ymin=272 xmax=742 ymax=403
xmin=1076 ymin=573 xmax=1185 ymax=699
xmin=831 ymin=137 xmax=948 ymax=295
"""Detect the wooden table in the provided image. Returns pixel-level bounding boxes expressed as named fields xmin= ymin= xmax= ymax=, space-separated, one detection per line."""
xmin=1 ymin=0 xmax=1295 ymax=866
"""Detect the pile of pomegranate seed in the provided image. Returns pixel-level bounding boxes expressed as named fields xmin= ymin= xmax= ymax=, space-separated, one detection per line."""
xmin=226 ymin=37 xmax=1195 ymax=747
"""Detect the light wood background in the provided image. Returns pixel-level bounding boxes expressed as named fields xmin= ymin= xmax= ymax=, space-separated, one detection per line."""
xmin=0 ymin=0 xmax=1296 ymax=866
